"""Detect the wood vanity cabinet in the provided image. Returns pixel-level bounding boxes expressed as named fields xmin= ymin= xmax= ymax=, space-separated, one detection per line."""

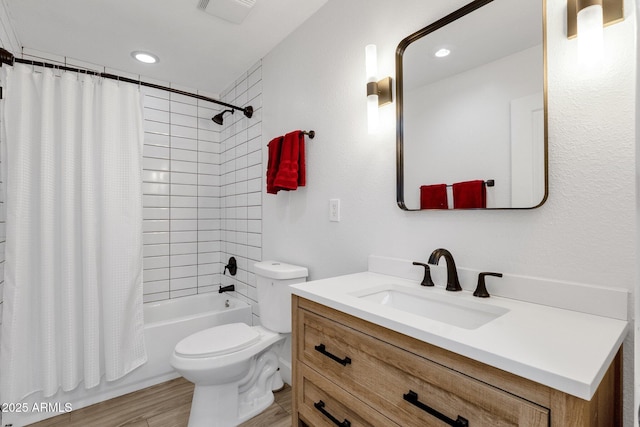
xmin=292 ymin=296 xmax=622 ymax=427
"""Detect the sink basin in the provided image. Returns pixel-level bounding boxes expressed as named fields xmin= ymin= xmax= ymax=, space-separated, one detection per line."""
xmin=351 ymin=285 xmax=509 ymax=329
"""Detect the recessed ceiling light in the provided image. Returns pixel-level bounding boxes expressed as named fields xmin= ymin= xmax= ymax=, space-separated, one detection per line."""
xmin=434 ymin=48 xmax=451 ymax=58
xmin=132 ymin=51 xmax=159 ymax=64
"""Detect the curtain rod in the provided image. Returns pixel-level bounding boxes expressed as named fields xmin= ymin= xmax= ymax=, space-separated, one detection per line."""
xmin=0 ymin=48 xmax=254 ymax=120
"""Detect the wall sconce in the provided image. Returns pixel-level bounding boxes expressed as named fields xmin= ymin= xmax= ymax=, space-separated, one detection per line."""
xmin=567 ymin=0 xmax=624 ymax=65
xmin=365 ymin=44 xmax=393 ymax=134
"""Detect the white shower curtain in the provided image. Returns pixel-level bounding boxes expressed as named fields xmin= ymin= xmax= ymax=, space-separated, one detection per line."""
xmin=0 ymin=64 xmax=147 ymax=402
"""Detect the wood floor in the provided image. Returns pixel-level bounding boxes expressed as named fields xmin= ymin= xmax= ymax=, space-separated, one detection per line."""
xmin=27 ymin=378 xmax=292 ymax=427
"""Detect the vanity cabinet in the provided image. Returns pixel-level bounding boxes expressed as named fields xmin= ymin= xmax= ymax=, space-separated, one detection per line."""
xmin=292 ymin=296 xmax=622 ymax=427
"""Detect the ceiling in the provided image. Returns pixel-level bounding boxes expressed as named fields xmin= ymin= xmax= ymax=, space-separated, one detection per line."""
xmin=4 ymin=0 xmax=328 ymax=95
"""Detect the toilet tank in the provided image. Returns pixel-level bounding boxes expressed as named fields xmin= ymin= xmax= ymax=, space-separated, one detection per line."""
xmin=254 ymin=261 xmax=308 ymax=333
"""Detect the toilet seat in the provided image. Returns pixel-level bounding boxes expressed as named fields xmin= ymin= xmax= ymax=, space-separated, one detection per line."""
xmin=175 ymin=323 xmax=261 ymax=358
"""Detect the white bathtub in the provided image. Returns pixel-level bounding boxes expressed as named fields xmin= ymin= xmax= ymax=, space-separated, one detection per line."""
xmin=4 ymin=293 xmax=252 ymax=427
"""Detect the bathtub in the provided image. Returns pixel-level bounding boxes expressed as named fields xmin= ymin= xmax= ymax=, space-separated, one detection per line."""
xmin=4 ymin=293 xmax=252 ymax=427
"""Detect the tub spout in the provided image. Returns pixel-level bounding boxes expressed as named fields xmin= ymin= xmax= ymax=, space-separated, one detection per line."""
xmin=219 ymin=284 xmax=235 ymax=293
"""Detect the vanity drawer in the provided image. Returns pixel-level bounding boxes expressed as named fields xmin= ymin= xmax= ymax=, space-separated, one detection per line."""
xmin=298 ymin=308 xmax=550 ymax=427
xmin=297 ymin=364 xmax=400 ymax=427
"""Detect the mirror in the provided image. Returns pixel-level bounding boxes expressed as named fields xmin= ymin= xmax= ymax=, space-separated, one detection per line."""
xmin=396 ymin=0 xmax=547 ymax=210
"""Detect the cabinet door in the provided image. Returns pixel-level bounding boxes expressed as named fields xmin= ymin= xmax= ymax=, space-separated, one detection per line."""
xmin=299 ymin=308 xmax=549 ymax=427
xmin=297 ymin=364 xmax=400 ymax=427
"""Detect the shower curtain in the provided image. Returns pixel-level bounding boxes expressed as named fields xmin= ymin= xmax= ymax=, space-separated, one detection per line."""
xmin=0 ymin=64 xmax=147 ymax=402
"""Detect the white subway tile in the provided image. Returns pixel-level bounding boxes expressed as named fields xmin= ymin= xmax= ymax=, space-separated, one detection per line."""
xmin=171 ymin=160 xmax=198 ymax=173
xmin=171 ymin=207 xmax=198 ymax=219
xmin=170 ymin=230 xmax=198 ymax=243
xmin=171 ymin=265 xmax=198 ymax=279
xmin=143 ymin=219 xmax=169 ymax=232
xmin=145 ymin=120 xmax=170 ymax=135
xmin=198 ymin=219 xmax=220 ymax=230
xmin=171 ymin=136 xmax=198 ymax=151
xmin=144 ymin=208 xmax=170 ymax=220
xmin=198 ymin=263 xmax=218 ymax=276
xmin=143 ymin=244 xmax=170 ymax=257
xmin=171 ymin=196 xmax=198 ymax=208
xmin=143 ymin=183 xmax=170 ymax=195
xmin=144 ymin=256 xmax=170 ymax=270
xmin=145 ymin=132 xmax=170 ymax=147
xmin=171 ymin=112 xmax=197 ymax=128
xmin=171 ymin=242 xmax=198 ymax=255
xmin=171 ymin=219 xmax=198 ymax=231
xmin=144 ymin=145 xmax=170 ymax=159
xmin=143 ymin=170 xmax=170 ymax=183
xmin=171 ymin=124 xmax=198 ymax=139
xmin=171 ymin=101 xmax=197 ymax=116
xmin=171 ymin=173 xmax=197 ymax=185
xmin=144 ymin=280 xmax=170 ymax=295
xmin=144 ymin=95 xmax=170 ymax=111
xmin=171 ymin=184 xmax=198 ymax=197
xmin=144 ymin=268 xmax=170 ymax=282
xmin=143 ymin=232 xmax=170 ymax=245
xmin=171 ymin=254 xmax=198 ymax=267
xmin=143 ymin=157 xmax=171 ymax=171
xmin=171 ymin=276 xmax=197 ymax=291
xmin=199 ymin=230 xmax=221 ymax=241
xmin=144 ymin=108 xmax=170 ymax=123
xmin=171 ymin=148 xmax=198 ymax=162
xmin=143 ymin=195 xmax=170 ymax=208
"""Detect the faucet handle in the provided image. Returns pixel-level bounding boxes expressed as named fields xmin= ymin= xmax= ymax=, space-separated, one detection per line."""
xmin=474 ymin=272 xmax=503 ymax=298
xmin=412 ymin=262 xmax=435 ymax=287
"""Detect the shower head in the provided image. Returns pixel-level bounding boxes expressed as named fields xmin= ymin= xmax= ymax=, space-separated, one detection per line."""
xmin=211 ymin=106 xmax=254 ymax=126
xmin=212 ymin=109 xmax=234 ymax=125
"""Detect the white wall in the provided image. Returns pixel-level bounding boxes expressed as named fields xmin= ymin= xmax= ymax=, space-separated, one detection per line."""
xmin=262 ymin=0 xmax=636 ymax=424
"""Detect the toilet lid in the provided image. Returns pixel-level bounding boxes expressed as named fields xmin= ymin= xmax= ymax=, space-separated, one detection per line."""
xmin=175 ymin=323 xmax=261 ymax=358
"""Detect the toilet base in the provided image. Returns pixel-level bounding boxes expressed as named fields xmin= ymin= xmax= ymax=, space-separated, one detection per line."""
xmin=186 ymin=348 xmax=283 ymax=427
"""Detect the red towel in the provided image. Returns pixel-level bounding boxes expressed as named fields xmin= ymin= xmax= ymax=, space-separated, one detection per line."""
xmin=452 ymin=180 xmax=486 ymax=209
xmin=266 ymin=136 xmax=283 ymax=194
xmin=273 ymin=130 xmax=306 ymax=191
xmin=420 ymin=184 xmax=448 ymax=209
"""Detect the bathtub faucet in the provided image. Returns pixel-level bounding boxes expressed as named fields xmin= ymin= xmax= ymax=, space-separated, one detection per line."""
xmin=219 ymin=284 xmax=235 ymax=293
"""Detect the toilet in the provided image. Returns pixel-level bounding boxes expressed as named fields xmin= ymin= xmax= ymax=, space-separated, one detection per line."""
xmin=170 ymin=261 xmax=308 ymax=427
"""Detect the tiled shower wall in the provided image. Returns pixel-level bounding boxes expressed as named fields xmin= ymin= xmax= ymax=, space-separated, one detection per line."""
xmin=218 ymin=61 xmax=263 ymax=325
xmin=141 ymin=86 xmax=225 ymax=302
xmin=142 ymin=61 xmax=263 ymax=315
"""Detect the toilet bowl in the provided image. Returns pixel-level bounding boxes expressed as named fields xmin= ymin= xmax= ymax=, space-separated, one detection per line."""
xmin=170 ymin=261 xmax=308 ymax=427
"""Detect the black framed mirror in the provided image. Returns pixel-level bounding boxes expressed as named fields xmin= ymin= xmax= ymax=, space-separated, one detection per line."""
xmin=396 ymin=0 xmax=547 ymax=210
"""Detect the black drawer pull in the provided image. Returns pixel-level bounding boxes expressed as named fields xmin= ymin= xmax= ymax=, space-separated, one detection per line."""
xmin=314 ymin=344 xmax=352 ymax=366
xmin=403 ymin=390 xmax=469 ymax=427
xmin=314 ymin=400 xmax=351 ymax=427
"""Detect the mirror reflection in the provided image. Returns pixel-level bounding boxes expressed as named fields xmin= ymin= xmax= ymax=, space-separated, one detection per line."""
xmin=396 ymin=0 xmax=547 ymax=210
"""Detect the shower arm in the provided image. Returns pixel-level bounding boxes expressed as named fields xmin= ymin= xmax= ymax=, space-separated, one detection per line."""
xmin=0 ymin=48 xmax=254 ymax=119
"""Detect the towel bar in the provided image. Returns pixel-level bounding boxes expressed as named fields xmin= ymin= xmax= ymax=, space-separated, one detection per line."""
xmin=302 ymin=130 xmax=315 ymax=139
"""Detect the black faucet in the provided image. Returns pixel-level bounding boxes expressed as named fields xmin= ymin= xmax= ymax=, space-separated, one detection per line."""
xmin=224 ymin=257 xmax=237 ymax=276
xmin=412 ymin=262 xmax=435 ymax=287
xmin=219 ymin=284 xmax=235 ymax=293
xmin=428 ymin=248 xmax=462 ymax=292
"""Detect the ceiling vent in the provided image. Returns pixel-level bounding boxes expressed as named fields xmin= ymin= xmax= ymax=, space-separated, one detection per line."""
xmin=197 ymin=0 xmax=257 ymax=24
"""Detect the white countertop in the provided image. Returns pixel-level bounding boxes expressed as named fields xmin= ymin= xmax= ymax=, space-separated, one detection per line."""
xmin=290 ymin=271 xmax=628 ymax=400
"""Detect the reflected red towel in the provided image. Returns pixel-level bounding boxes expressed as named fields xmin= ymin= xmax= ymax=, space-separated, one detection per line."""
xmin=273 ymin=130 xmax=306 ymax=191
xmin=266 ymin=136 xmax=283 ymax=194
xmin=452 ymin=180 xmax=486 ymax=209
xmin=420 ymin=184 xmax=448 ymax=209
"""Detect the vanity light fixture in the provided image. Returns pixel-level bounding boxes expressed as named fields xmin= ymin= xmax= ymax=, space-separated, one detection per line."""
xmin=365 ymin=44 xmax=393 ymax=134
xmin=567 ymin=0 xmax=623 ymax=65
xmin=131 ymin=51 xmax=159 ymax=64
